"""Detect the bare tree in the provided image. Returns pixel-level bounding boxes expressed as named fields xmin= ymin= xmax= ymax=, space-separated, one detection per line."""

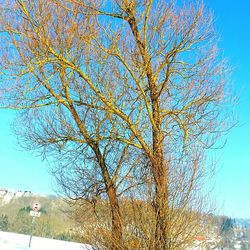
xmin=0 ymin=0 xmax=232 ymax=249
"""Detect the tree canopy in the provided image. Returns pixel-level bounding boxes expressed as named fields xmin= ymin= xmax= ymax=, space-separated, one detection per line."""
xmin=0 ymin=1 xmax=233 ymax=249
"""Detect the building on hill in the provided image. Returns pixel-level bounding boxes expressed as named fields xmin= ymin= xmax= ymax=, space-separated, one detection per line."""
xmin=0 ymin=189 xmax=33 ymax=205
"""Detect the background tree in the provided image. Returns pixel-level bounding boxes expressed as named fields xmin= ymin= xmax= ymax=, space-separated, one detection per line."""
xmin=0 ymin=214 xmax=8 ymax=231
xmin=0 ymin=0 xmax=232 ymax=249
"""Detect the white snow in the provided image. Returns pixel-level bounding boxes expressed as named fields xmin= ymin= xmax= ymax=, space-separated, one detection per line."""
xmin=0 ymin=231 xmax=93 ymax=250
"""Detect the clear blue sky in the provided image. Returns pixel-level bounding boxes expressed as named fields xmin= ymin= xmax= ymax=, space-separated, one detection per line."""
xmin=0 ymin=111 xmax=53 ymax=195
xmin=0 ymin=0 xmax=250 ymax=218
xmin=205 ymin=0 xmax=250 ymax=219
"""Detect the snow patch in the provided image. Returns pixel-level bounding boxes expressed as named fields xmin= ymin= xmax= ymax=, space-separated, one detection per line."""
xmin=0 ymin=231 xmax=92 ymax=250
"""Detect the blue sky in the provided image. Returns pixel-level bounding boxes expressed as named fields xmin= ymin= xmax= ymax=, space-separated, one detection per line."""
xmin=0 ymin=111 xmax=53 ymax=194
xmin=0 ymin=0 xmax=250 ymax=218
xmin=205 ymin=0 xmax=250 ymax=218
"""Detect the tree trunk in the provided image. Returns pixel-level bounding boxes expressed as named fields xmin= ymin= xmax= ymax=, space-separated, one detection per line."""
xmin=151 ymin=150 xmax=169 ymax=250
xmin=69 ymin=106 xmax=123 ymax=247
xmin=152 ymin=102 xmax=169 ymax=249
xmin=107 ymin=185 xmax=123 ymax=249
xmin=94 ymin=145 xmax=123 ymax=249
xmin=154 ymin=170 xmax=168 ymax=250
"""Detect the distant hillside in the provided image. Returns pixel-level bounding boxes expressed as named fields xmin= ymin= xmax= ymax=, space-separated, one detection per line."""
xmin=0 ymin=189 xmax=79 ymax=242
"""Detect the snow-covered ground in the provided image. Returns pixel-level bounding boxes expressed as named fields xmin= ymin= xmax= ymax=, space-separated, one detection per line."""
xmin=0 ymin=231 xmax=92 ymax=250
